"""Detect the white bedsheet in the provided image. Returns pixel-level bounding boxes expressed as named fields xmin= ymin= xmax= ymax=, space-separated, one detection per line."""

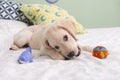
xmin=0 ymin=20 xmax=120 ymax=80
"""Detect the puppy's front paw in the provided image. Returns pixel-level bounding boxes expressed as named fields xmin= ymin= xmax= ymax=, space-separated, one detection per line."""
xmin=10 ymin=45 xmax=19 ymax=50
xmin=82 ymin=46 xmax=93 ymax=52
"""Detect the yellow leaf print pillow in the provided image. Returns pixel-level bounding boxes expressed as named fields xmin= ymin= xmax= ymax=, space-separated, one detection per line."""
xmin=20 ymin=4 xmax=85 ymax=34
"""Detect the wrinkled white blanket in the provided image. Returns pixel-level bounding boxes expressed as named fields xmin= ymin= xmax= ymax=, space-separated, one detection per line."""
xmin=0 ymin=19 xmax=120 ymax=80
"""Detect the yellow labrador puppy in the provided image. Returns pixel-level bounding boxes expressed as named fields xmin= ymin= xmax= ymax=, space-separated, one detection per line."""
xmin=11 ymin=19 xmax=92 ymax=60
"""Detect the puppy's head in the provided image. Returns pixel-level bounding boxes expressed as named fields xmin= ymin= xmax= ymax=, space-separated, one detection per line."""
xmin=44 ymin=19 xmax=81 ymax=60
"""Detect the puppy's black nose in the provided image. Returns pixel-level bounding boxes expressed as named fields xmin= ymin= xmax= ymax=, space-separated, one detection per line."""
xmin=67 ymin=51 xmax=75 ymax=57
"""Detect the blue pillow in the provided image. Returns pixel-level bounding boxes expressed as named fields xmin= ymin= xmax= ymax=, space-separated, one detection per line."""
xmin=0 ymin=0 xmax=31 ymax=24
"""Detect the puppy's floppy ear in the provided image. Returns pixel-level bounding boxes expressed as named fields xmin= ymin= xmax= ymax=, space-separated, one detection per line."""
xmin=44 ymin=40 xmax=53 ymax=49
xmin=56 ymin=19 xmax=78 ymax=41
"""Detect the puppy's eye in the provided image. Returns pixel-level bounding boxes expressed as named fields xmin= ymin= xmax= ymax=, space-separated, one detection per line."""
xmin=55 ymin=46 xmax=59 ymax=49
xmin=63 ymin=35 xmax=68 ymax=41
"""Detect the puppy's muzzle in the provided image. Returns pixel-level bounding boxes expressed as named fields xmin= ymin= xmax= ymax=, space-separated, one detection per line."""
xmin=67 ymin=47 xmax=81 ymax=58
xmin=67 ymin=51 xmax=75 ymax=58
xmin=65 ymin=47 xmax=81 ymax=60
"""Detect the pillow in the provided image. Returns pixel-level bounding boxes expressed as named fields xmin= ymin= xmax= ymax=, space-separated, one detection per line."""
xmin=0 ymin=0 xmax=30 ymax=24
xmin=0 ymin=19 xmax=28 ymax=35
xmin=20 ymin=4 xmax=85 ymax=34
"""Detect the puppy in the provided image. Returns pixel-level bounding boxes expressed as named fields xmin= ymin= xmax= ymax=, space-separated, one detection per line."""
xmin=11 ymin=19 xmax=92 ymax=60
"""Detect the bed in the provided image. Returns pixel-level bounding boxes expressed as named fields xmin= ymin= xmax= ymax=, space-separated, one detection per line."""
xmin=0 ymin=19 xmax=120 ymax=80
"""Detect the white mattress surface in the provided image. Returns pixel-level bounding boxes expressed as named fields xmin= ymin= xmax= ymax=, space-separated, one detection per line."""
xmin=0 ymin=20 xmax=120 ymax=80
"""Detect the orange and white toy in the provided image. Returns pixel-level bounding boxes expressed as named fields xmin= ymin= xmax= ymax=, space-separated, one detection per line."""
xmin=92 ymin=46 xmax=108 ymax=59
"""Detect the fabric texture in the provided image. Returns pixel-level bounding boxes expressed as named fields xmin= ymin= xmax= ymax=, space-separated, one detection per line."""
xmin=0 ymin=23 xmax=120 ymax=80
xmin=20 ymin=4 xmax=85 ymax=34
xmin=0 ymin=0 xmax=30 ymax=24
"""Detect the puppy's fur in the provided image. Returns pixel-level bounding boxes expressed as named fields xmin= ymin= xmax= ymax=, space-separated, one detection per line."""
xmin=11 ymin=19 xmax=92 ymax=60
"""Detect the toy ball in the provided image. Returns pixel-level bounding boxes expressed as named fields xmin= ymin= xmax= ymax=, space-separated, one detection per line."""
xmin=92 ymin=46 xmax=108 ymax=59
xmin=18 ymin=47 xmax=33 ymax=64
xmin=46 ymin=0 xmax=59 ymax=4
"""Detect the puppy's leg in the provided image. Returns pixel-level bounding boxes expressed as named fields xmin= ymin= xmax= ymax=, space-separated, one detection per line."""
xmin=10 ymin=44 xmax=19 ymax=50
xmin=13 ymin=30 xmax=33 ymax=49
xmin=77 ymin=42 xmax=93 ymax=52
xmin=81 ymin=46 xmax=93 ymax=52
